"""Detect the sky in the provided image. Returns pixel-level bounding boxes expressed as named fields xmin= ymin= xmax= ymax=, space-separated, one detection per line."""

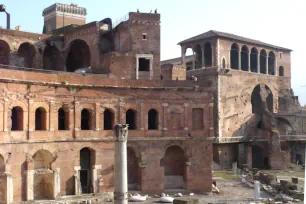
xmin=0 ymin=0 xmax=305 ymax=105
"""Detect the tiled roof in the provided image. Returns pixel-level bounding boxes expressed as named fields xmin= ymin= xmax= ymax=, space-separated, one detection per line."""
xmin=178 ymin=30 xmax=292 ymax=51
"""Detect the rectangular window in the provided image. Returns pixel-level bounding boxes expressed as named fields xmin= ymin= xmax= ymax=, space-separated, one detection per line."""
xmin=138 ymin=58 xmax=150 ymax=71
xmin=279 ymin=52 xmax=283 ymax=59
xmin=192 ymin=108 xmax=204 ymax=130
xmin=142 ymin=33 xmax=147 ymax=40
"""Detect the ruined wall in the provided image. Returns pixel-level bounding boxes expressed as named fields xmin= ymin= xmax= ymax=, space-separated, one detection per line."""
xmin=0 ymin=67 xmax=213 ymax=201
xmin=219 ymin=69 xmax=291 ymax=138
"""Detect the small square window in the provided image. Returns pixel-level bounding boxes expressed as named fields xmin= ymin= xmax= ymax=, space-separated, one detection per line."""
xmin=142 ymin=33 xmax=147 ymax=40
xmin=279 ymin=52 xmax=283 ymax=59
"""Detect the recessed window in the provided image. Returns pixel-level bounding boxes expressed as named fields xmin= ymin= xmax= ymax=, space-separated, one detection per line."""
xmin=279 ymin=52 xmax=283 ymax=59
xmin=142 ymin=33 xmax=147 ymax=40
xmin=138 ymin=58 xmax=150 ymax=71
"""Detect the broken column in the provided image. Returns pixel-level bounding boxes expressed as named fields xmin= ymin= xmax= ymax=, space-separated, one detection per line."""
xmin=26 ymin=170 xmax=34 ymax=201
xmin=254 ymin=181 xmax=260 ymax=199
xmin=114 ymin=124 xmax=129 ymax=204
xmin=74 ymin=166 xmax=81 ymax=195
xmin=53 ymin=168 xmax=60 ymax=198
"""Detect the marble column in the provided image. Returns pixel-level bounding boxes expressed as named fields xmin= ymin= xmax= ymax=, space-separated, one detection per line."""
xmin=74 ymin=166 xmax=81 ymax=195
xmin=238 ymin=51 xmax=241 ymax=70
xmin=92 ymin=165 xmax=102 ymax=194
xmin=114 ymin=124 xmax=128 ymax=204
xmin=266 ymin=56 xmax=269 ymax=75
xmin=257 ymin=54 xmax=260 ymax=73
xmin=184 ymin=103 xmax=189 ymax=131
xmin=248 ymin=53 xmax=251 ymax=72
xmin=6 ymin=173 xmax=13 ymax=204
xmin=27 ymin=170 xmax=34 ymax=201
xmin=53 ymin=168 xmax=60 ymax=198
xmin=201 ymin=48 xmax=205 ymax=68
xmin=162 ymin=103 xmax=168 ymax=131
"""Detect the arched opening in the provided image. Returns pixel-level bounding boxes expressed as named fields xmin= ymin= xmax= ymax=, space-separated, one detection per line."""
xmin=18 ymin=42 xmax=36 ymax=68
xmin=230 ymin=43 xmax=239 ymax=69
xmin=279 ymin=66 xmax=284 ymax=76
xmin=33 ymin=150 xmax=54 ymax=199
xmin=43 ymin=44 xmax=64 ymax=71
xmin=268 ymin=51 xmax=275 ymax=75
xmin=162 ymin=146 xmax=186 ymax=189
xmin=127 ymin=147 xmax=141 ymax=191
xmin=222 ymin=58 xmax=226 ymax=68
xmin=252 ymin=145 xmax=268 ymax=169
xmin=204 ymin=42 xmax=212 ymax=67
xmin=260 ymin=49 xmax=267 ymax=74
xmin=0 ymin=40 xmax=10 ymax=65
xmin=11 ymin=106 xmax=23 ymax=131
xmin=126 ymin=109 xmax=136 ymax=130
xmin=251 ymin=84 xmax=273 ymax=115
xmin=185 ymin=47 xmax=194 ymax=70
xmin=0 ymin=154 xmax=4 ymax=172
xmin=80 ymin=148 xmax=95 ymax=194
xmin=250 ymin=48 xmax=258 ymax=73
xmin=81 ymin=109 xmax=92 ymax=130
xmin=66 ymin=40 xmax=91 ymax=72
xmin=276 ymin=118 xmax=294 ymax=135
xmin=148 ymin=109 xmax=158 ymax=130
xmin=104 ymin=108 xmax=114 ymax=130
xmin=194 ymin=45 xmax=202 ymax=69
xmin=58 ymin=108 xmax=69 ymax=130
xmin=241 ymin=45 xmax=249 ymax=71
xmin=35 ymin=107 xmax=47 ymax=130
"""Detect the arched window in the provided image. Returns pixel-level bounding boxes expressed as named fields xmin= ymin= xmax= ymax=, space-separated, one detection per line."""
xmin=43 ymin=44 xmax=64 ymax=71
xmin=11 ymin=106 xmax=23 ymax=131
xmin=35 ymin=107 xmax=47 ymax=130
xmin=66 ymin=40 xmax=91 ymax=72
xmin=104 ymin=109 xmax=114 ymax=130
xmin=0 ymin=40 xmax=10 ymax=65
xmin=279 ymin=66 xmax=284 ymax=76
xmin=204 ymin=42 xmax=212 ymax=67
xmin=230 ymin=44 xmax=239 ymax=69
xmin=58 ymin=108 xmax=69 ymax=130
xmin=126 ymin=109 xmax=136 ymax=130
xmin=18 ymin=42 xmax=36 ymax=68
xmin=260 ymin=49 xmax=267 ymax=74
xmin=81 ymin=109 xmax=92 ymax=130
xmin=222 ymin=58 xmax=226 ymax=68
xmin=250 ymin=48 xmax=258 ymax=73
xmin=194 ymin=45 xmax=202 ymax=69
xmin=268 ymin=51 xmax=275 ymax=75
xmin=148 ymin=109 xmax=158 ymax=130
xmin=241 ymin=45 xmax=249 ymax=71
xmin=185 ymin=47 xmax=194 ymax=70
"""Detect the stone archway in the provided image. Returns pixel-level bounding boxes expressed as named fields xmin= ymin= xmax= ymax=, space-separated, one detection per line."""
xmin=0 ymin=40 xmax=10 ymax=65
xmin=251 ymin=84 xmax=273 ymax=116
xmin=161 ymin=145 xmax=186 ymax=190
xmin=127 ymin=147 xmax=141 ymax=191
xmin=66 ymin=40 xmax=91 ymax=72
xmin=18 ymin=42 xmax=36 ymax=68
xmin=32 ymin=150 xmax=54 ymax=200
xmin=80 ymin=147 xmax=95 ymax=194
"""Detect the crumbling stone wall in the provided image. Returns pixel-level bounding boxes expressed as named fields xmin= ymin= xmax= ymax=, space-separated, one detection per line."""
xmin=0 ymin=67 xmax=213 ymax=202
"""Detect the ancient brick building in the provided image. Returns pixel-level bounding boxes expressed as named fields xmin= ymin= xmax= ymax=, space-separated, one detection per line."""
xmin=162 ymin=30 xmax=306 ymax=170
xmin=0 ymin=3 xmax=213 ymax=203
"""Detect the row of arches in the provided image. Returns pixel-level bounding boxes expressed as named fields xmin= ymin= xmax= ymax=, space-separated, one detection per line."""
xmin=227 ymin=43 xmax=284 ymax=76
xmin=0 ymin=144 xmax=187 ymax=199
xmin=0 ymin=39 xmax=91 ymax=72
xmin=9 ymin=106 xmax=159 ymax=131
xmin=184 ymin=42 xmax=213 ymax=70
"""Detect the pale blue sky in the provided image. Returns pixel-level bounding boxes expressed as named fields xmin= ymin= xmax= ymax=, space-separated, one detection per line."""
xmin=1 ymin=0 xmax=305 ymax=105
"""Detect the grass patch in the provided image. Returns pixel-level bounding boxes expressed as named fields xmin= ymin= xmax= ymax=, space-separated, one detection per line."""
xmin=213 ymin=171 xmax=237 ymax=179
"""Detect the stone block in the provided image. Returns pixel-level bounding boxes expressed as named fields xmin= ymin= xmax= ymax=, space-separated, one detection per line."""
xmin=173 ymin=198 xmax=200 ymax=204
